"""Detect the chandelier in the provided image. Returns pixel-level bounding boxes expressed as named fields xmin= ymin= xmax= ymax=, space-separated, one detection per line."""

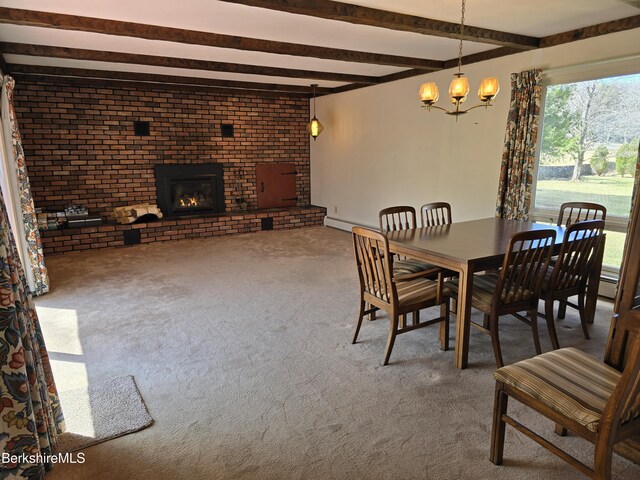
xmin=307 ymin=84 xmax=324 ymax=140
xmin=419 ymin=0 xmax=499 ymax=118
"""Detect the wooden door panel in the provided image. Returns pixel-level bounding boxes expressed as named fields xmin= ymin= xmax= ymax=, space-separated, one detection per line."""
xmin=256 ymin=163 xmax=297 ymax=209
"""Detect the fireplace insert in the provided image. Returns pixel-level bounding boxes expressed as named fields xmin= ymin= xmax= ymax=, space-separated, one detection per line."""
xmin=155 ymin=164 xmax=225 ymax=217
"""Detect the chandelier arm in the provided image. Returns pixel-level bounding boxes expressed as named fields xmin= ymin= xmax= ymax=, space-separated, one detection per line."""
xmin=456 ymin=102 xmax=492 ymax=114
xmin=421 ymin=104 xmax=452 ymax=113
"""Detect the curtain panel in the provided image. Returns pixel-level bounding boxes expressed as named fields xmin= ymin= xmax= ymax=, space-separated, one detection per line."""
xmin=0 ymin=185 xmax=64 ymax=478
xmin=1 ymin=76 xmax=49 ymax=296
xmin=495 ymin=69 xmax=543 ymax=220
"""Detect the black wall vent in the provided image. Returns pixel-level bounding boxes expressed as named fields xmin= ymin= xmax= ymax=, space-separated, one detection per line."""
xmin=123 ymin=230 xmax=141 ymax=245
xmin=220 ymin=124 xmax=234 ymax=138
xmin=261 ymin=217 xmax=273 ymax=231
xmin=133 ymin=121 xmax=150 ymax=136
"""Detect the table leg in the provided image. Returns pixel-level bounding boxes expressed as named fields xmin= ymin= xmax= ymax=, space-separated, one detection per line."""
xmin=585 ymin=236 xmax=605 ymax=324
xmin=455 ymin=266 xmax=472 ymax=369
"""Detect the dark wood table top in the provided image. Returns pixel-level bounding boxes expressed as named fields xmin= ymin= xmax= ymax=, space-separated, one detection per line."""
xmin=386 ymin=217 xmax=566 ymax=267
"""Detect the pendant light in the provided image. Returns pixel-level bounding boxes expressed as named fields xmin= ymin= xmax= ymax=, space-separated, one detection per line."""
xmin=307 ymin=84 xmax=324 ymax=140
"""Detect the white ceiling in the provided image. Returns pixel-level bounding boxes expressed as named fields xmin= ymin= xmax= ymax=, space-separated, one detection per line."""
xmin=0 ymin=0 xmax=637 ymax=90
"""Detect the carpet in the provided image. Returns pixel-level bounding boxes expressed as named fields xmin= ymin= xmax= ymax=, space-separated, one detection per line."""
xmin=33 ymin=226 xmax=640 ymax=479
xmin=56 ymin=375 xmax=153 ymax=453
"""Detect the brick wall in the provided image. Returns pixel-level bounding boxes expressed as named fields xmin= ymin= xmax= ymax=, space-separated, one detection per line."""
xmin=40 ymin=207 xmax=326 ymax=255
xmin=14 ymin=78 xmax=312 ymax=219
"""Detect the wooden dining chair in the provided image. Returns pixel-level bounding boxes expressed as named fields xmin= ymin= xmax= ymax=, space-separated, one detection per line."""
xmin=420 ymin=202 xmax=452 ymax=227
xmin=352 ymin=227 xmax=449 ymax=365
xmin=378 ymin=206 xmax=437 ymax=279
xmin=558 ymin=202 xmax=607 ymax=227
xmin=490 ymin=332 xmax=640 ymax=479
xmin=444 ymin=229 xmax=556 ymax=367
xmin=540 ymin=220 xmax=605 ymax=349
xmin=555 ymin=202 xmax=606 ymax=320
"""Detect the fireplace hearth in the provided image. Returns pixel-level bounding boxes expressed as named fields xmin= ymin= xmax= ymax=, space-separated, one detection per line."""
xmin=155 ymin=164 xmax=225 ymax=217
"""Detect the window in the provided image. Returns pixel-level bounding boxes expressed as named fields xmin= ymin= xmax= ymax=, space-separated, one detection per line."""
xmin=532 ymin=71 xmax=640 ymax=274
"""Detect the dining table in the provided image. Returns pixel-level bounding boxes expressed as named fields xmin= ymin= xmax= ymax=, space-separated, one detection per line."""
xmin=386 ymin=217 xmax=604 ymax=369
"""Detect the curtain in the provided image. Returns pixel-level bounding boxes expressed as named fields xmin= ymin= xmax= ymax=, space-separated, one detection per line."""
xmin=0 ymin=183 xmax=64 ymax=478
xmin=0 ymin=75 xmax=49 ymax=296
xmin=495 ymin=69 xmax=543 ymax=220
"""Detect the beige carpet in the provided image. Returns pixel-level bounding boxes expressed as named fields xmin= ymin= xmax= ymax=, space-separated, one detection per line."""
xmin=56 ymin=375 xmax=153 ymax=453
xmin=34 ymin=226 xmax=640 ymax=479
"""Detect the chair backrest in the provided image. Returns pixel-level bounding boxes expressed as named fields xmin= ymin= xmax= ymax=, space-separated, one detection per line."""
xmin=549 ymin=220 xmax=605 ymax=292
xmin=495 ymin=229 xmax=556 ymax=308
xmin=421 ymin=202 xmax=452 ymax=227
xmin=557 ymin=202 xmax=606 ymax=228
xmin=379 ymin=206 xmax=417 ymax=232
xmin=352 ymin=227 xmax=394 ymax=305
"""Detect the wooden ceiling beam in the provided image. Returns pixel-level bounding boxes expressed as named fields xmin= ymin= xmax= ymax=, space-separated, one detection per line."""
xmin=0 ymin=7 xmax=443 ymax=71
xmin=217 ymin=0 xmax=540 ymax=50
xmin=10 ymin=69 xmax=312 ymax=98
xmin=540 ymin=14 xmax=640 ymax=48
xmin=0 ymin=42 xmax=378 ymax=84
xmin=8 ymin=64 xmax=335 ymax=95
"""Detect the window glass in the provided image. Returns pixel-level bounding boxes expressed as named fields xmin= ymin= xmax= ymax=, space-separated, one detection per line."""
xmin=535 ymin=73 xmax=640 ymax=268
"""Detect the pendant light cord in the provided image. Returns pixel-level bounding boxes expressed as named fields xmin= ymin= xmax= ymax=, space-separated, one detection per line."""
xmin=312 ymin=84 xmax=317 ymax=116
xmin=457 ymin=0 xmax=466 ymax=75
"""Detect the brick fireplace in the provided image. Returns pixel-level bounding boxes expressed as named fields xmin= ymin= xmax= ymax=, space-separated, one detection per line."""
xmin=13 ymin=77 xmax=325 ymax=254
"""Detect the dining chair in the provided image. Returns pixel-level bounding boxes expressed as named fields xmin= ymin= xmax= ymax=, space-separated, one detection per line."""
xmin=351 ymin=227 xmax=449 ymax=365
xmin=555 ymin=202 xmax=606 ymax=320
xmin=444 ymin=229 xmax=556 ymax=367
xmin=540 ymin=220 xmax=605 ymax=349
xmin=420 ymin=202 xmax=452 ymax=227
xmin=378 ymin=206 xmax=437 ymax=279
xmin=490 ymin=333 xmax=640 ymax=479
xmin=557 ymin=202 xmax=607 ymax=227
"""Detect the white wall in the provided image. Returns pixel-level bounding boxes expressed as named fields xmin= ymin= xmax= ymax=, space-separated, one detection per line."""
xmin=310 ymin=29 xmax=640 ymax=229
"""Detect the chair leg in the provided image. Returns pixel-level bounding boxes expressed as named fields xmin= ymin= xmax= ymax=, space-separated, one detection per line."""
xmin=368 ymin=302 xmax=377 ymax=321
xmin=400 ymin=314 xmax=406 ymax=329
xmin=413 ymin=310 xmax=420 ymax=325
xmin=557 ymin=300 xmax=567 ymax=319
xmin=489 ymin=313 xmax=505 ymax=368
xmin=483 ymin=313 xmax=490 ymax=329
xmin=383 ymin=314 xmax=399 ymax=366
xmin=594 ymin=447 xmax=614 ymax=480
xmin=352 ymin=300 xmax=366 ymax=344
xmin=490 ymin=382 xmax=509 ymax=465
xmin=554 ymin=423 xmax=568 ymax=437
xmin=439 ymin=302 xmax=449 ymax=351
xmin=578 ymin=292 xmax=591 ymax=340
xmin=544 ymin=298 xmax=561 ymax=350
xmin=530 ymin=309 xmax=542 ymax=355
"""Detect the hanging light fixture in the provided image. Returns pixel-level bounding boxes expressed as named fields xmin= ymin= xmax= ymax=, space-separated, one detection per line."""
xmin=307 ymin=84 xmax=324 ymax=140
xmin=419 ymin=0 xmax=499 ymax=118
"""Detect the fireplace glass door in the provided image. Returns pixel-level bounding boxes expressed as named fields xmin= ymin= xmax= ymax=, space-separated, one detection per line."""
xmin=170 ymin=179 xmax=214 ymax=213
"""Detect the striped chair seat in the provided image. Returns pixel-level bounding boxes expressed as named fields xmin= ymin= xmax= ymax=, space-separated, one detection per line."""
xmin=444 ymin=273 xmax=533 ymax=311
xmin=396 ymin=278 xmax=439 ymax=306
xmin=494 ymin=348 xmax=621 ymax=432
xmin=368 ymin=278 xmax=438 ymax=307
xmin=393 ymin=258 xmax=436 ymax=276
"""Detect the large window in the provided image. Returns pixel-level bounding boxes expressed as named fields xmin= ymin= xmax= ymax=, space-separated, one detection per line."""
xmin=532 ymin=72 xmax=640 ymax=273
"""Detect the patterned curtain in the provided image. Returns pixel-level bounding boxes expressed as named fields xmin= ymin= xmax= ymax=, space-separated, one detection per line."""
xmin=0 ymin=185 xmax=64 ymax=478
xmin=2 ymin=77 xmax=49 ymax=296
xmin=495 ymin=69 xmax=543 ymax=220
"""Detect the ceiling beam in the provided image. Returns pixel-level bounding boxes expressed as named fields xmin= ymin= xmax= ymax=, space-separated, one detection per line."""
xmin=8 ymin=64 xmax=335 ymax=95
xmin=1 ymin=42 xmax=378 ymax=84
xmin=0 ymin=7 xmax=443 ymax=71
xmin=540 ymin=14 xmax=640 ymax=48
xmin=217 ymin=0 xmax=540 ymax=50
xmin=10 ymin=69 xmax=312 ymax=98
